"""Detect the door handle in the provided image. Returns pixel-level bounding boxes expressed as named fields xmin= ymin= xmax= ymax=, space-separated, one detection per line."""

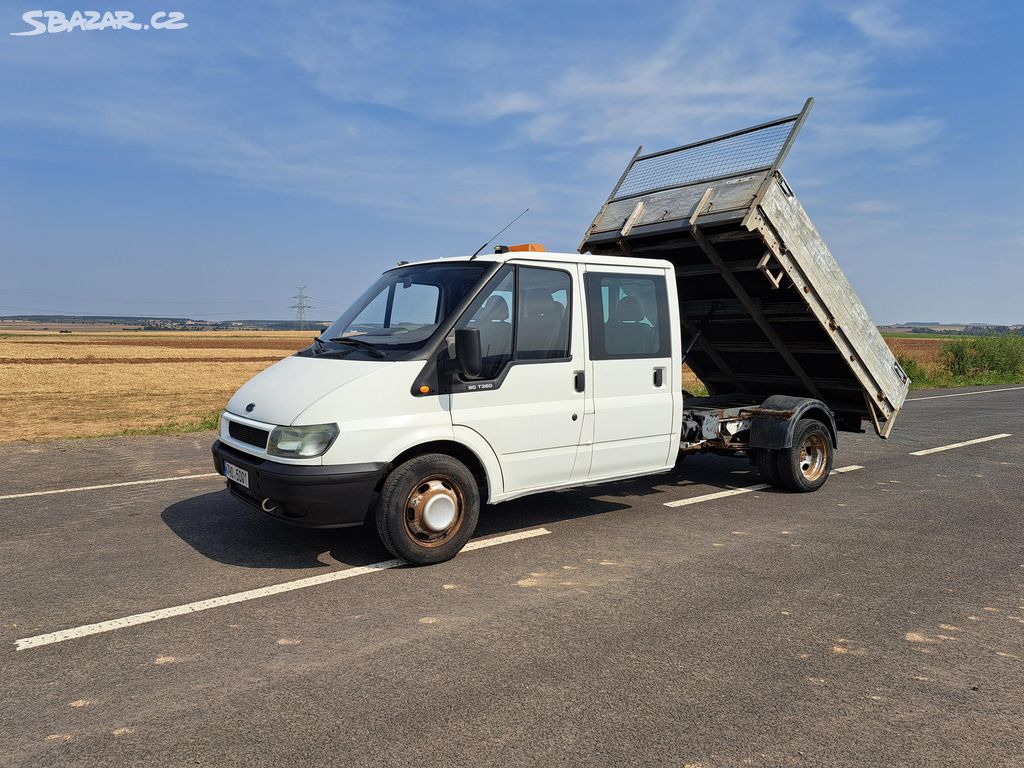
xmin=653 ymin=368 xmax=664 ymax=387
xmin=573 ymin=370 xmax=585 ymax=392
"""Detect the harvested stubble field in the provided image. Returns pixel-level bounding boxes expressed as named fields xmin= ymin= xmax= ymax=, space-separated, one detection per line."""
xmin=884 ymin=337 xmax=945 ymax=378
xmin=0 ymin=331 xmax=944 ymax=442
xmin=0 ymin=332 xmax=311 ymax=441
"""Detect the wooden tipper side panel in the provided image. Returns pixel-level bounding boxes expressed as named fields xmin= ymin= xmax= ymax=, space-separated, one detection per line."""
xmin=751 ymin=178 xmax=909 ymax=433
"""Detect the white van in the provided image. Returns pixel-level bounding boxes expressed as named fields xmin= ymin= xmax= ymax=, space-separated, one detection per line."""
xmin=213 ymin=246 xmax=693 ymax=564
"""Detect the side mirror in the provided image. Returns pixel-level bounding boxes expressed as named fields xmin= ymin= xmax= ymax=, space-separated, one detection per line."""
xmin=454 ymin=327 xmax=483 ymax=379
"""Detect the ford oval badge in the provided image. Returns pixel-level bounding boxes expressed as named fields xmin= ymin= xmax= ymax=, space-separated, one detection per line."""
xmin=245 ymin=403 xmax=256 ymax=413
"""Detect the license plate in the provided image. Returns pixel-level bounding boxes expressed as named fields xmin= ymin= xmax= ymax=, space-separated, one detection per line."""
xmin=223 ymin=461 xmax=249 ymax=489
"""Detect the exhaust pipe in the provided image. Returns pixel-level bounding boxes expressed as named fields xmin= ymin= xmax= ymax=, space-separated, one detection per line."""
xmin=261 ymin=498 xmax=279 ymax=513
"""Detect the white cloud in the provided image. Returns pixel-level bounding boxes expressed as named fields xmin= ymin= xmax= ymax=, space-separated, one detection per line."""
xmin=845 ymin=2 xmax=936 ymax=48
xmin=811 ymin=114 xmax=944 ymax=153
xmin=848 ymin=199 xmax=890 ymax=214
xmin=479 ymin=91 xmax=544 ymax=118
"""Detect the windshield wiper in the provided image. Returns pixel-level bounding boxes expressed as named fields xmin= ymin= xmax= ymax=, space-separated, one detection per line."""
xmin=327 ymin=336 xmax=387 ymax=359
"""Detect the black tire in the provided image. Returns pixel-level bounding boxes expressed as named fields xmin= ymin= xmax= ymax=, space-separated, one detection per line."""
xmin=375 ymin=453 xmax=480 ymax=565
xmin=777 ymin=419 xmax=833 ymax=492
xmin=753 ymin=448 xmax=783 ymax=487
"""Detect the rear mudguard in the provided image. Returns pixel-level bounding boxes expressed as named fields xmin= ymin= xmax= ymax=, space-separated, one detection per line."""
xmin=748 ymin=395 xmax=837 ymax=450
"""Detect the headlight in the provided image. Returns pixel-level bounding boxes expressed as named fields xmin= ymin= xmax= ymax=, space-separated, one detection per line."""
xmin=267 ymin=423 xmax=340 ymax=458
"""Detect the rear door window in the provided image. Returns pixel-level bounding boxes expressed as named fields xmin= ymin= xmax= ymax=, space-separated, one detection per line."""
xmin=585 ymin=272 xmax=669 ymax=359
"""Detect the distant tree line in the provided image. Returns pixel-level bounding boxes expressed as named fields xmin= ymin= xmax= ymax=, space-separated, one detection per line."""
xmin=907 ymin=325 xmax=1022 ymax=336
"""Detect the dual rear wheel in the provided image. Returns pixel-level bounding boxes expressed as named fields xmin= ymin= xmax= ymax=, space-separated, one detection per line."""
xmin=753 ymin=419 xmax=833 ymax=492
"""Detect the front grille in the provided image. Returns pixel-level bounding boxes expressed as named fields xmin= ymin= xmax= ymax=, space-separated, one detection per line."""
xmin=228 ymin=420 xmax=269 ymax=449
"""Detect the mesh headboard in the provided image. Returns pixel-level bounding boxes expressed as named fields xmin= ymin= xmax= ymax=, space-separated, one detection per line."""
xmin=608 ymin=102 xmax=811 ymax=203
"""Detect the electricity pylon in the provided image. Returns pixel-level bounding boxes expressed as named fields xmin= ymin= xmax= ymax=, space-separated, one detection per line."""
xmin=290 ymin=287 xmax=311 ymax=331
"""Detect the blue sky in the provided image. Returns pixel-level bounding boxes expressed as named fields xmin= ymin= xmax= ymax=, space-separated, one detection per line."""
xmin=1 ymin=1 xmax=1021 ymax=323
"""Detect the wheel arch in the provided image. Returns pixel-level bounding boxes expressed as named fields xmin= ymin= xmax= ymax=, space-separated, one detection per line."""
xmin=749 ymin=395 xmax=838 ymax=450
xmin=381 ymin=440 xmax=494 ymax=504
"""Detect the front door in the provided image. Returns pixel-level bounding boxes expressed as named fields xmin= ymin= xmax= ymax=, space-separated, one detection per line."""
xmin=450 ymin=263 xmax=586 ymax=493
xmin=582 ymin=267 xmax=677 ymax=479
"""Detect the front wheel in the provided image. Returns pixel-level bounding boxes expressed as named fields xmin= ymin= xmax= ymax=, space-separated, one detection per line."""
xmin=777 ymin=419 xmax=833 ymax=492
xmin=376 ymin=453 xmax=480 ymax=565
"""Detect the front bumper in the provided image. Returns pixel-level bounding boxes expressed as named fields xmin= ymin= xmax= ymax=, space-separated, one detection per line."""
xmin=211 ymin=440 xmax=385 ymax=528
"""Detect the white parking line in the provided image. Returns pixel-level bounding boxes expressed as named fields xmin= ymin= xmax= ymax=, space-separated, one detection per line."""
xmin=0 ymin=473 xmax=221 ymax=501
xmin=910 ymin=433 xmax=1012 ymax=456
xmin=663 ymin=465 xmax=864 ymax=507
xmin=14 ymin=527 xmax=551 ymax=651
xmin=663 ymin=483 xmax=769 ymax=507
xmin=907 ymin=386 xmax=1024 ymax=402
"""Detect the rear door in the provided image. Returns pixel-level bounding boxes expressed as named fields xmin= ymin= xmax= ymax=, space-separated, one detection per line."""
xmin=582 ymin=267 xmax=677 ymax=479
xmin=450 ymin=262 xmax=586 ymax=493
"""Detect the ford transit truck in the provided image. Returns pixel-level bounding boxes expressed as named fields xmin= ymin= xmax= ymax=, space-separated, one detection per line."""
xmin=212 ymin=99 xmax=910 ymax=564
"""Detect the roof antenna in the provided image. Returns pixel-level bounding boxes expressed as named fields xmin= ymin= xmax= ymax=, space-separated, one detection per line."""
xmin=470 ymin=208 xmax=529 ymax=259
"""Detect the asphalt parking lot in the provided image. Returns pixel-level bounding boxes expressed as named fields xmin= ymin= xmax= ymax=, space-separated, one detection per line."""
xmin=1 ymin=385 xmax=1022 ymax=767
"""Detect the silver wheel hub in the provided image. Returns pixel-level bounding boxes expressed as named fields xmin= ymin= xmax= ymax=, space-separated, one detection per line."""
xmin=421 ymin=490 xmax=457 ymax=532
xmin=404 ymin=476 xmax=464 ymax=546
xmin=799 ymin=433 xmax=828 ymax=481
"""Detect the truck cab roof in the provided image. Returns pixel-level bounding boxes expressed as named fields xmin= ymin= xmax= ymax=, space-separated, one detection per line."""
xmin=399 ymin=249 xmax=672 ymax=272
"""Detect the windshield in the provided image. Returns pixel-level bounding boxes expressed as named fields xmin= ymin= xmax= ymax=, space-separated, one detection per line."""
xmin=320 ymin=262 xmax=489 ymax=352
